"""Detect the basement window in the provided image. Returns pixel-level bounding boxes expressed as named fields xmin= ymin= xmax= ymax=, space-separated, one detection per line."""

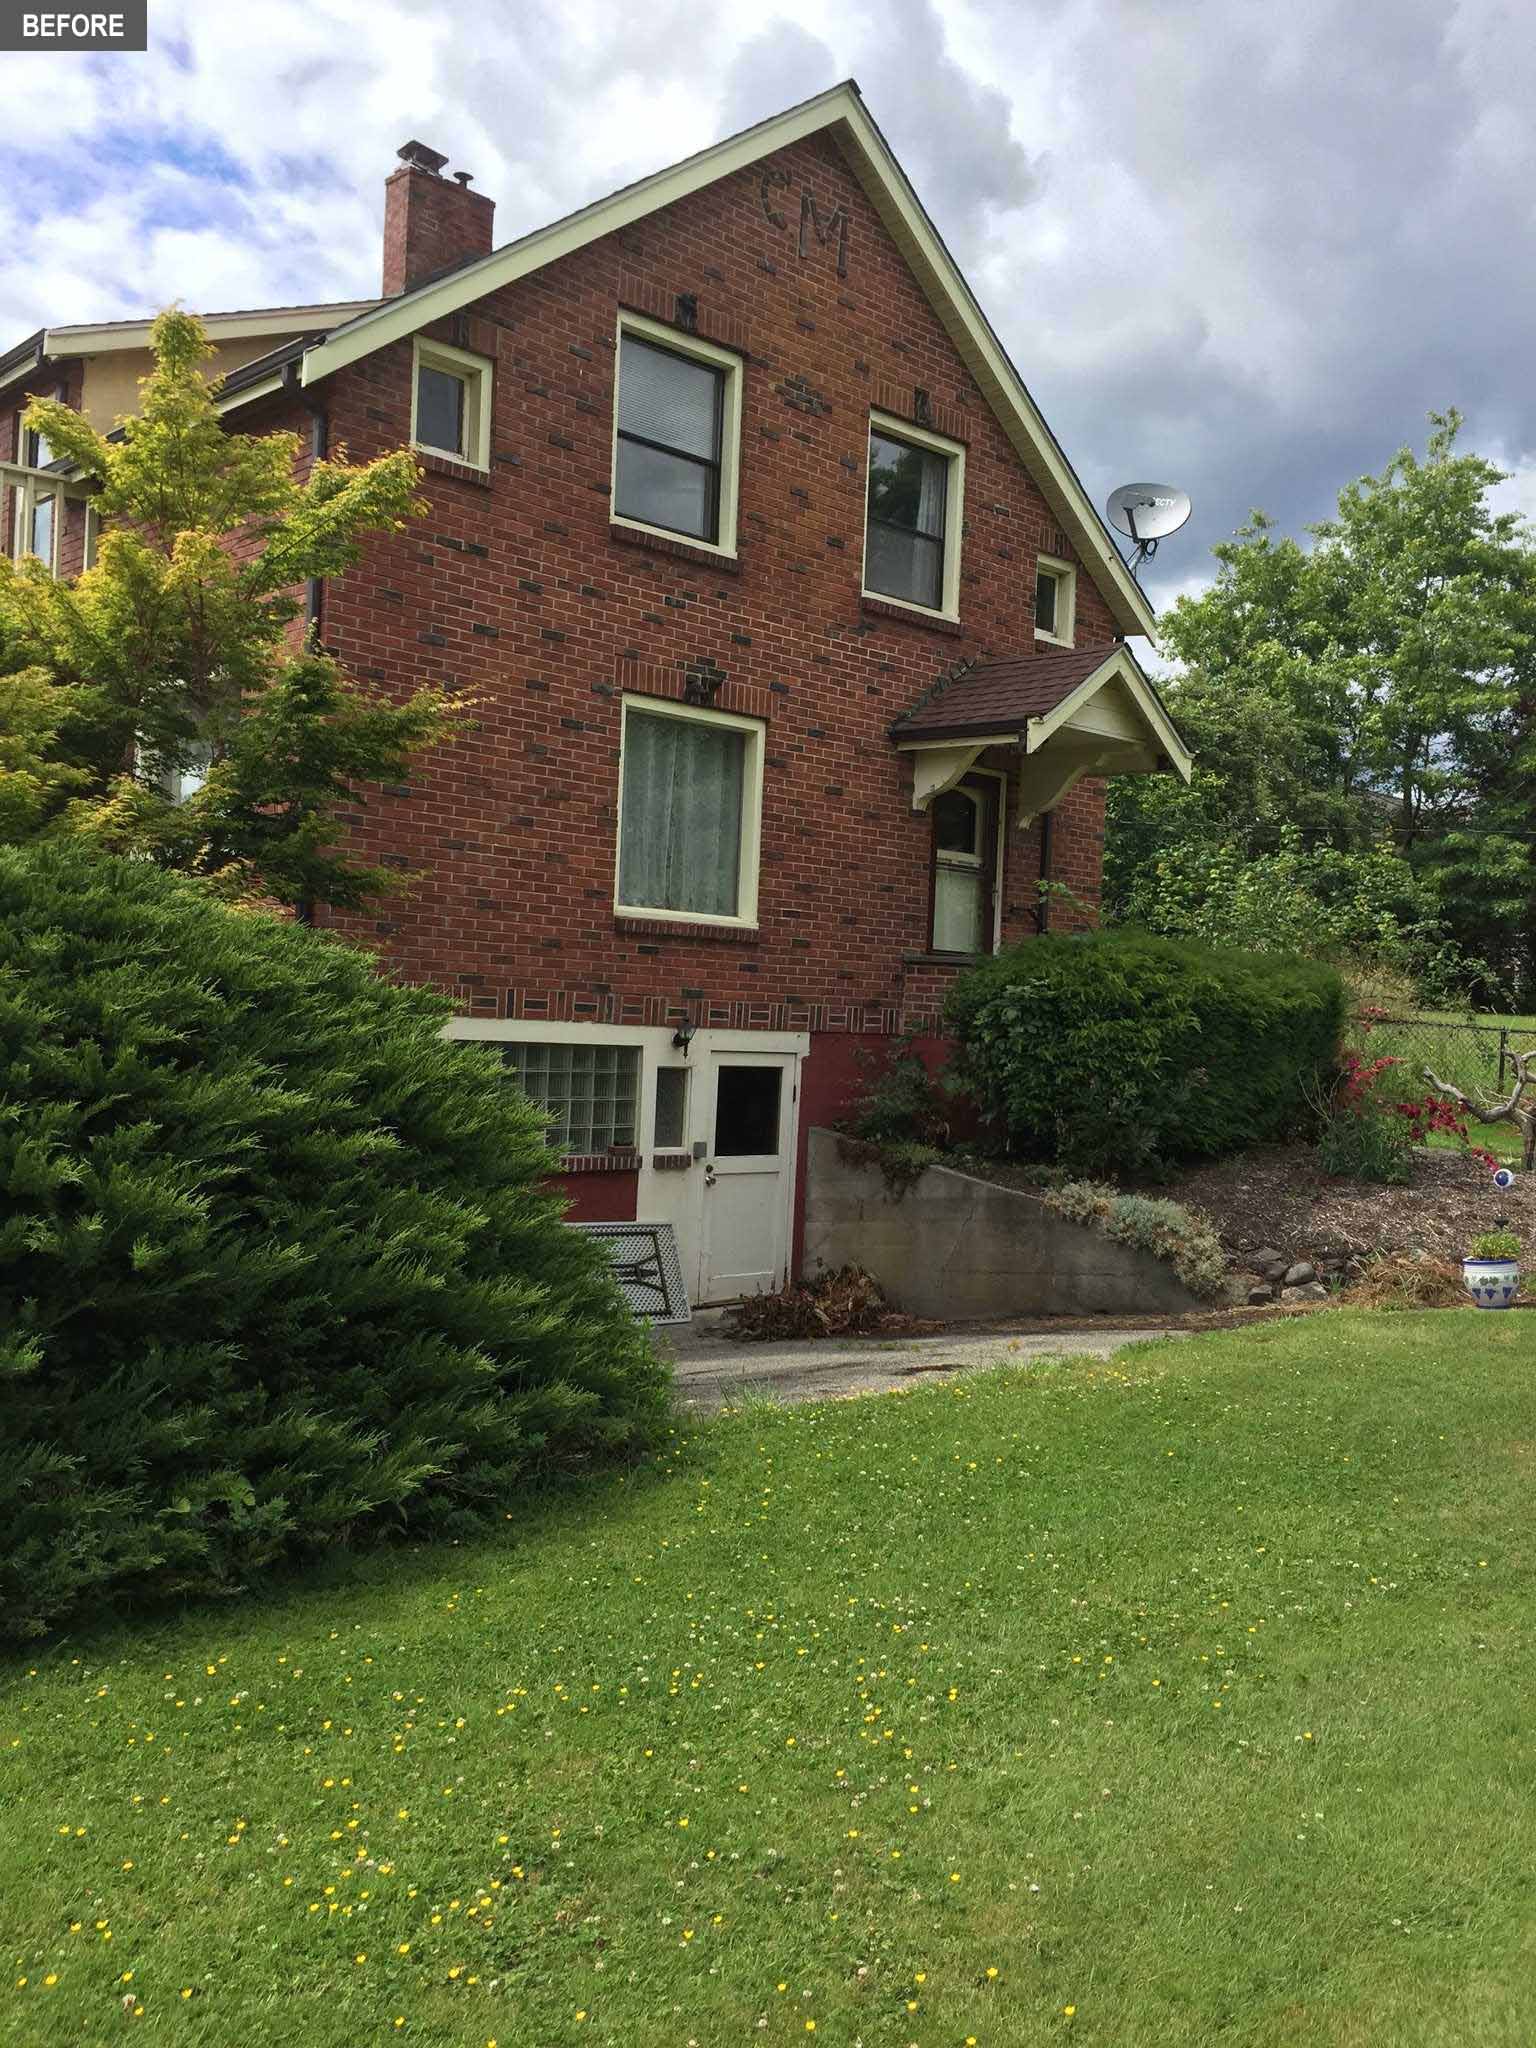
xmin=502 ymin=1041 xmax=640 ymax=1155
xmin=863 ymin=412 xmax=965 ymax=619
xmin=410 ymin=335 xmax=492 ymax=469
xmin=612 ymin=313 xmax=741 ymax=555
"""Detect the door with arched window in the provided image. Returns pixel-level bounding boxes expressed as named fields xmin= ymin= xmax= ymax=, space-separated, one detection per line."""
xmin=929 ymin=773 xmax=1002 ymax=955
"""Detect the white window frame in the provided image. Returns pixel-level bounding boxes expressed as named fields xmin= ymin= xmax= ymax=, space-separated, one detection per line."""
xmin=613 ymin=694 xmax=765 ymax=930
xmin=1034 ymin=552 xmax=1077 ymax=647
xmin=611 ymin=311 xmax=743 ymax=559
xmin=929 ymin=765 xmax=1006 ymax=955
xmin=410 ymin=334 xmax=493 ymax=470
xmin=861 ymin=409 xmax=966 ymax=623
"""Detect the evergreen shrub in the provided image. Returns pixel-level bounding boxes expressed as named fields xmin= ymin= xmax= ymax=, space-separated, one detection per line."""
xmin=945 ymin=929 xmax=1346 ymax=1175
xmin=0 ymin=847 xmax=669 ymax=1637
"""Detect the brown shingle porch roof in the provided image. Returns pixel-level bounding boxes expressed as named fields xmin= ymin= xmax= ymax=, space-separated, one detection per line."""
xmin=890 ymin=644 xmax=1130 ymax=743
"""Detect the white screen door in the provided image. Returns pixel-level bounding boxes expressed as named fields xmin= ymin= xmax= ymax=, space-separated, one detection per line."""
xmin=698 ymin=1052 xmax=795 ymax=1302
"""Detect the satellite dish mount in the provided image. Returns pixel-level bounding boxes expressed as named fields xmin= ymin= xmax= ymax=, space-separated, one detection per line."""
xmin=1106 ymin=482 xmax=1192 ymax=577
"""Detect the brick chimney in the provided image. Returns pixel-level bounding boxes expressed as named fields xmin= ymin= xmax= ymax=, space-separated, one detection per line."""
xmin=382 ymin=139 xmax=496 ymax=297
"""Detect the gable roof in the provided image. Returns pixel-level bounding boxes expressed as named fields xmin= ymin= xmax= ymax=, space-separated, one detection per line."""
xmin=294 ymin=81 xmax=1157 ymax=638
xmin=892 ymin=643 xmax=1191 ymax=778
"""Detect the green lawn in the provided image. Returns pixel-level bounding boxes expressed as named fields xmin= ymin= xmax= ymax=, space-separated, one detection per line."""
xmin=5 ymin=1314 xmax=1535 ymax=2048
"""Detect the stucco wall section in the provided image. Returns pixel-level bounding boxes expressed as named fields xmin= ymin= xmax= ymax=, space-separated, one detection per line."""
xmin=802 ymin=1127 xmax=1201 ymax=1319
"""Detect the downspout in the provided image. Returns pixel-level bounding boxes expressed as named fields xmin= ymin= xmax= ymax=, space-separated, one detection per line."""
xmin=282 ymin=359 xmax=329 ymax=928
xmin=283 ymin=359 xmax=329 ymax=638
xmin=1035 ymin=811 xmax=1054 ymax=935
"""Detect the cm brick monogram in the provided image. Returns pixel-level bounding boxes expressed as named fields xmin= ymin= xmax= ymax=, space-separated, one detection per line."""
xmin=760 ymin=163 xmax=851 ymax=277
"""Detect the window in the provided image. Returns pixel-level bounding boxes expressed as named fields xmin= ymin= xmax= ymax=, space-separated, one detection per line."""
xmin=502 ymin=1041 xmax=640 ymax=1155
xmin=1034 ymin=554 xmax=1076 ymax=645
xmin=654 ymin=1066 xmax=689 ymax=1149
xmin=611 ymin=314 xmax=741 ymax=555
xmin=930 ymin=774 xmax=1002 ymax=955
xmin=616 ymin=698 xmax=764 ymax=926
xmin=863 ymin=414 xmax=965 ymax=618
xmin=410 ymin=336 xmax=492 ymax=469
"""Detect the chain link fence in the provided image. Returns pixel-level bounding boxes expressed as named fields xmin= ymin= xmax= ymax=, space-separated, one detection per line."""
xmin=1351 ymin=1012 xmax=1536 ymax=1104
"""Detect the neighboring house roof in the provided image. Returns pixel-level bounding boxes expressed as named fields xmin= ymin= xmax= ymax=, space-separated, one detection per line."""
xmin=0 ymin=301 xmax=380 ymax=399
xmin=291 ymin=80 xmax=1156 ymax=639
xmin=892 ymin=643 xmax=1193 ymax=804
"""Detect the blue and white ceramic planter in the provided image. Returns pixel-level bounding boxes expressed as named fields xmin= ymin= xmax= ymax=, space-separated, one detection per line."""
xmin=1462 ymin=1257 xmax=1520 ymax=1309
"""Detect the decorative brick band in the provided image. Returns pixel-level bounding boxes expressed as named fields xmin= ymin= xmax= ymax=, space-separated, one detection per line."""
xmin=500 ymin=987 xmax=907 ymax=1035
xmin=615 ymin=657 xmax=773 ymax=723
xmin=609 ymin=521 xmax=742 ymax=574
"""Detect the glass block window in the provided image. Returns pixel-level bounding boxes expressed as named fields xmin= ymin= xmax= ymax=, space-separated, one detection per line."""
xmin=503 ymin=1042 xmax=641 ymax=1155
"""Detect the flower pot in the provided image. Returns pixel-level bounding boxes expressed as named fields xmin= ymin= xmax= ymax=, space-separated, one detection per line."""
xmin=1462 ymin=1257 xmax=1520 ymax=1309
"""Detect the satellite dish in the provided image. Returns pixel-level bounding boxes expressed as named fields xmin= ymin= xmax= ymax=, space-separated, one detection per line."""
xmin=1106 ymin=482 xmax=1191 ymax=574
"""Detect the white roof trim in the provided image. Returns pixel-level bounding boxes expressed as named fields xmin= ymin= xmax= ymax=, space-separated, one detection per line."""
xmin=1025 ymin=648 xmax=1191 ymax=779
xmin=43 ymin=304 xmax=380 ymax=355
xmin=297 ymin=81 xmax=1155 ymax=637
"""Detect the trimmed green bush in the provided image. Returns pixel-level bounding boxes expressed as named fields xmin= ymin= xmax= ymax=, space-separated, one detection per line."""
xmin=945 ymin=929 xmax=1346 ymax=1174
xmin=0 ymin=846 xmax=669 ymax=1637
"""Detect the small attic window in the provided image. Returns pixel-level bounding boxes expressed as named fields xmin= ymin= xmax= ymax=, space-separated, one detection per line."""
xmin=411 ymin=335 xmax=492 ymax=469
xmin=1034 ymin=555 xmax=1076 ymax=646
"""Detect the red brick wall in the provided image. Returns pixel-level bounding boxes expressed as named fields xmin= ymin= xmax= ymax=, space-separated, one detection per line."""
xmin=310 ymin=128 xmax=1116 ymax=1044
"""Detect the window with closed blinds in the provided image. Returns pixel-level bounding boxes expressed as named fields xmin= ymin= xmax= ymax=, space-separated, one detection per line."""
xmin=502 ymin=1042 xmax=640 ymax=1154
xmin=614 ymin=335 xmax=724 ymax=543
xmin=618 ymin=707 xmax=749 ymax=919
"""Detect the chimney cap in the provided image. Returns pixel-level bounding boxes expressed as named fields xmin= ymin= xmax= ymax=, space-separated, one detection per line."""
xmin=396 ymin=139 xmax=449 ymax=174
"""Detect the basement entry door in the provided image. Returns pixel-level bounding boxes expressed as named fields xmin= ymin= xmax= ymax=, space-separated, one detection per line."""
xmin=697 ymin=1052 xmax=796 ymax=1304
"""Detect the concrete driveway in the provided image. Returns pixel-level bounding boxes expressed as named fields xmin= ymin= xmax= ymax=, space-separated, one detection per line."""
xmin=660 ymin=1310 xmax=1189 ymax=1411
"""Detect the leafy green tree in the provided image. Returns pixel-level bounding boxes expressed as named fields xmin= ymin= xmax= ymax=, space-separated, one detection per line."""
xmin=1108 ymin=414 xmax=1536 ymax=999
xmin=0 ymin=308 xmax=456 ymax=910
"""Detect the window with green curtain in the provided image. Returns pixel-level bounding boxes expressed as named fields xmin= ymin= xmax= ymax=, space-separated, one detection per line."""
xmin=618 ymin=708 xmax=748 ymax=918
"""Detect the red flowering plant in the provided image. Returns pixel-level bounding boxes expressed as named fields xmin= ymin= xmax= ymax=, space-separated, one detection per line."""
xmin=1327 ymin=1048 xmax=1498 ymax=1174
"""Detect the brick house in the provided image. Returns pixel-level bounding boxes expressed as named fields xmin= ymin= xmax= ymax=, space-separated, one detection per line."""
xmin=1 ymin=81 xmax=1189 ymax=1305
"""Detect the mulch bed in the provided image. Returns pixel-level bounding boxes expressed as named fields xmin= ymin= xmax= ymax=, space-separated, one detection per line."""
xmin=956 ymin=1142 xmax=1528 ymax=1267
xmin=1160 ymin=1142 xmax=1533 ymax=1265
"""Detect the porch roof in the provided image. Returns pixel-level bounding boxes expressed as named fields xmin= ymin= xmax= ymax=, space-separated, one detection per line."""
xmin=890 ymin=643 xmax=1192 ymax=825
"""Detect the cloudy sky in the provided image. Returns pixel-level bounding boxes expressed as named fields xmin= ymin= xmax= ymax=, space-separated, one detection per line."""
xmin=6 ymin=0 xmax=1535 ymax=617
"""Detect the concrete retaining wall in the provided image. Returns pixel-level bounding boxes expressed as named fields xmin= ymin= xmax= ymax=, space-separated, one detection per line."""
xmin=802 ymin=1128 xmax=1202 ymax=1319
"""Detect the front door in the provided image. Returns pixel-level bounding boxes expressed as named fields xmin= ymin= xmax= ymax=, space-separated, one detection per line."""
xmin=698 ymin=1052 xmax=795 ymax=1303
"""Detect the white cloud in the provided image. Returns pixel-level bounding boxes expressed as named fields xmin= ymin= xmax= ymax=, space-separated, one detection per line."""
xmin=5 ymin=0 xmax=1536 ymax=641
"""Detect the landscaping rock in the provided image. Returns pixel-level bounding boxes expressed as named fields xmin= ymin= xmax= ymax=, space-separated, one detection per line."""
xmin=1281 ymin=1281 xmax=1330 ymax=1303
xmin=1247 ymin=1283 xmax=1276 ymax=1305
xmin=1282 ymin=1260 xmax=1317 ymax=1287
